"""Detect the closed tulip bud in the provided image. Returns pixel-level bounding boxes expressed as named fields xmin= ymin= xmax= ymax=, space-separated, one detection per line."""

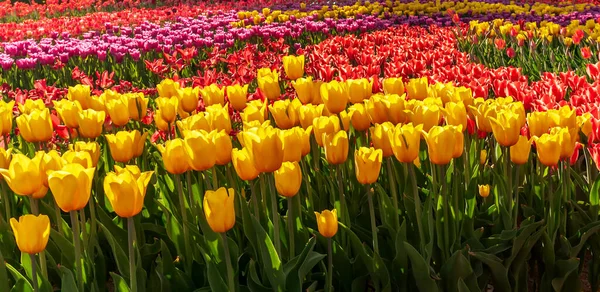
xmin=40 ymin=150 xmax=63 ymax=187
xmin=204 ymin=187 xmax=236 ymax=233
xmin=534 ymin=133 xmax=561 ymax=167
xmin=409 ymin=99 xmax=442 ymax=132
xmin=321 ymin=80 xmax=349 ymax=114
xmin=282 ymin=55 xmax=305 ymax=80
xmin=212 ymin=130 xmax=233 ymax=165
xmin=48 ymin=163 xmax=95 ymax=212
xmin=10 ymin=214 xmax=50 ymax=254
xmin=0 ymin=100 xmax=14 ymax=135
xmin=179 ymin=87 xmax=200 ymax=113
xmin=62 ymin=150 xmax=93 ymax=168
xmin=0 ymin=153 xmax=44 ymax=196
xmin=156 ymin=96 xmax=179 ymax=124
xmin=452 ymin=125 xmax=464 ymax=158
xmin=105 ymin=130 xmax=138 ymax=163
xmin=241 ymin=101 xmax=268 ymax=124
xmin=157 ymin=79 xmax=181 ymax=99
xmin=370 ymin=122 xmax=394 ymax=157
xmin=383 ymin=94 xmax=409 ymax=124
xmin=232 ymin=148 xmax=260 ymax=180
xmin=383 ymin=77 xmax=405 ymax=95
xmin=390 ymin=123 xmax=423 ymax=163
xmin=281 ymin=127 xmax=304 ymax=162
xmin=299 ymin=104 xmax=324 ymax=129
xmin=17 ymin=108 xmax=53 ymax=143
xmin=347 ymin=78 xmax=373 ymax=104
xmin=339 ymin=110 xmax=351 ymax=131
xmin=0 ymin=148 xmax=11 ymax=169
xmin=201 ymin=84 xmax=225 ymax=107
xmin=105 ymin=96 xmax=130 ymax=127
xmin=274 ymin=161 xmax=302 ymax=197
xmin=226 ymin=84 xmax=249 ymax=111
xmin=53 ymin=99 xmax=82 ymax=128
xmin=354 ymin=147 xmax=383 ymax=184
xmin=480 ymin=149 xmax=487 ymax=165
xmin=177 ymin=112 xmax=211 ymax=132
xmin=549 ymin=105 xmax=578 ymax=129
xmin=443 ymin=101 xmax=468 ymax=130
xmin=134 ymin=131 xmax=149 ymax=157
xmin=206 ymin=104 xmax=232 ymax=134
xmin=489 ymin=110 xmax=522 ymax=147
xmin=246 ymin=127 xmax=284 ymax=173
xmin=313 ymin=115 xmax=341 ymax=146
xmin=105 ymin=165 xmax=154 ymax=218
xmin=258 ymin=72 xmax=281 ymax=101
xmin=323 ymin=130 xmax=348 ymax=165
xmin=183 ymin=130 xmax=216 ymax=171
xmin=157 ymin=138 xmax=189 ymax=174
xmin=269 ymin=99 xmax=301 ymax=129
xmin=510 ymin=135 xmax=531 ymax=164
xmin=552 ymin=127 xmax=579 ymax=159
xmin=122 ymin=92 xmax=148 ymax=121
xmin=68 ymin=85 xmax=92 ymax=109
xmin=71 ymin=141 xmax=101 ymax=167
xmin=422 ymin=125 xmax=458 ymax=165
xmin=77 ymin=109 xmax=105 ymax=139
xmin=301 ymin=126 xmax=312 ymax=157
xmin=478 ymin=184 xmax=490 ymax=198
xmin=314 ymin=209 xmax=338 ymax=238
xmin=18 ymin=99 xmax=46 ymax=114
xmin=365 ymin=94 xmax=388 ymax=124
xmin=155 ymin=111 xmax=170 ymax=131
xmin=406 ymin=77 xmax=428 ymax=100
xmin=292 ymin=77 xmax=314 ymax=104
xmin=578 ymin=113 xmax=593 ymax=137
xmin=348 ymin=103 xmax=371 ymax=131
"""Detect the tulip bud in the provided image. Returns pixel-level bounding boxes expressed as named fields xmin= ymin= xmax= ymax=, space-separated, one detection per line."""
xmin=183 ymin=130 xmax=216 ymax=171
xmin=62 ymin=150 xmax=93 ymax=168
xmin=422 ymin=125 xmax=458 ymax=165
xmin=480 ymin=149 xmax=487 ymax=165
xmin=321 ymin=80 xmax=349 ymax=114
xmin=534 ymin=133 xmax=561 ymax=167
xmin=16 ymin=108 xmax=53 ymax=143
xmin=382 ymin=77 xmax=405 ymax=96
xmin=123 ymin=92 xmax=148 ymax=121
xmin=478 ymin=184 xmax=490 ymax=198
xmin=157 ymin=79 xmax=181 ymax=99
xmin=346 ymin=78 xmax=373 ymax=104
xmin=292 ymin=77 xmax=314 ymax=104
xmin=281 ymin=127 xmax=304 ymax=162
xmin=77 ymin=109 xmax=106 ymax=139
xmin=489 ymin=109 xmax=523 ymax=147
xmin=0 ymin=148 xmax=11 ymax=170
xmin=232 ymin=148 xmax=260 ymax=181
xmin=274 ymin=161 xmax=302 ymax=197
xmin=180 ymin=87 xmax=200 ymax=113
xmin=105 ymin=95 xmax=130 ymax=127
xmin=258 ymin=71 xmax=281 ymax=101
xmin=323 ymin=130 xmax=348 ymax=165
xmin=0 ymin=153 xmax=45 ymax=197
xmin=390 ymin=123 xmax=422 ymax=163
xmin=18 ymin=99 xmax=46 ymax=114
xmin=156 ymin=96 xmax=179 ymax=124
xmin=71 ymin=141 xmax=101 ymax=167
xmin=299 ymin=104 xmax=323 ymax=130
xmin=313 ymin=115 xmax=341 ymax=146
xmin=204 ymin=187 xmax=236 ymax=233
xmin=406 ymin=77 xmax=428 ymax=100
xmin=105 ymin=165 xmax=154 ymax=218
xmin=54 ymin=99 xmax=82 ymax=128
xmin=212 ymin=130 xmax=233 ymax=166
xmin=105 ymin=130 xmax=138 ymax=163
xmin=510 ymin=135 xmax=531 ymax=165
xmin=206 ymin=104 xmax=232 ymax=134
xmin=365 ymin=94 xmax=388 ymax=124
xmin=246 ymin=126 xmax=284 ymax=173
xmin=370 ymin=122 xmax=394 ymax=157
xmin=282 ymin=55 xmax=305 ymax=80
xmin=241 ymin=100 xmax=268 ymax=124
xmin=226 ymin=84 xmax=249 ymax=111
xmin=157 ymin=138 xmax=190 ymax=174
xmin=0 ymin=100 xmax=14 ymax=135
xmin=48 ymin=163 xmax=95 ymax=212
xmin=269 ymin=99 xmax=301 ymax=129
xmin=10 ymin=214 xmax=50 ymax=254
xmin=177 ymin=112 xmax=211 ymax=133
xmin=201 ymin=84 xmax=225 ymax=107
xmin=314 ymin=209 xmax=338 ymax=238
xmin=67 ymin=85 xmax=92 ymax=109
xmin=354 ymin=147 xmax=383 ymax=185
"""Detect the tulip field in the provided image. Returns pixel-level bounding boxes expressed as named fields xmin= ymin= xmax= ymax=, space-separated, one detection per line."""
xmin=6 ymin=0 xmax=600 ymax=291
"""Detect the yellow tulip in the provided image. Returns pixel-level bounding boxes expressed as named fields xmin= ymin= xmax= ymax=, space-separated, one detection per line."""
xmin=282 ymin=55 xmax=305 ymax=80
xmin=422 ymin=125 xmax=457 ymax=165
xmin=452 ymin=125 xmax=464 ymax=158
xmin=346 ymin=78 xmax=373 ymax=104
xmin=534 ymin=133 xmax=561 ymax=167
xmin=430 ymin=82 xmax=455 ymax=104
xmin=48 ymin=163 xmax=95 ymax=212
xmin=157 ymin=79 xmax=181 ymax=99
xmin=104 ymin=96 xmax=130 ymax=127
xmin=269 ymin=99 xmax=301 ymax=129
xmin=212 ymin=130 xmax=233 ymax=166
xmin=274 ymin=161 xmax=302 ymax=197
xmin=383 ymin=94 xmax=409 ymax=124
xmin=292 ymin=77 xmax=314 ymax=104
xmin=409 ymin=99 xmax=442 ymax=132
xmin=18 ymin=99 xmax=45 ymax=114
xmin=10 ymin=214 xmax=50 ymax=254
xmin=0 ymin=153 xmax=44 ymax=196
xmin=0 ymin=148 xmax=11 ymax=169
xmin=257 ymin=67 xmax=275 ymax=79
xmin=226 ymin=84 xmax=249 ymax=111
xmin=67 ymin=84 xmax=92 ymax=109
xmin=105 ymin=130 xmax=137 ymax=163
xmin=62 ymin=150 xmax=93 ymax=168
xmin=480 ymin=149 xmax=487 ymax=165
xmin=16 ymin=108 xmax=53 ymax=143
xmin=390 ymin=123 xmax=423 ymax=163
xmin=551 ymin=127 xmax=578 ymax=160
xmin=179 ymin=87 xmax=200 ymax=113
xmin=280 ymin=127 xmax=304 ymax=162
xmin=206 ymin=104 xmax=232 ymax=134
xmin=468 ymin=99 xmax=494 ymax=133
xmin=77 ymin=109 xmax=105 ymax=139
xmin=156 ymin=96 xmax=179 ymax=124
xmin=123 ymin=92 xmax=148 ymax=121
xmin=0 ymin=100 xmax=14 ymax=135
xmin=313 ymin=115 xmax=341 ymax=146
xmin=177 ymin=112 xmax=211 ymax=133
xmin=527 ymin=112 xmax=550 ymax=138
xmin=258 ymin=72 xmax=281 ymax=101
xmin=133 ymin=131 xmax=148 ymax=159
xmin=347 ymin=103 xmax=371 ymax=131
xmin=203 ymin=187 xmax=236 ymax=233
xmin=157 ymin=138 xmax=189 ymax=174
xmin=53 ymin=99 xmax=82 ymax=128
xmin=311 ymin=80 xmax=324 ymax=105
xmin=406 ymin=77 xmax=428 ymax=100
xmin=104 ymin=165 xmax=154 ymax=218
xmin=510 ymin=135 xmax=531 ymax=165
xmin=354 ymin=147 xmax=383 ymax=184
xmin=232 ymin=148 xmax=260 ymax=181
xmin=241 ymin=100 xmax=268 ymax=124
xmin=548 ymin=105 xmax=577 ymax=129
xmin=478 ymin=184 xmax=490 ymax=198
xmin=382 ymin=77 xmax=405 ymax=96
xmin=246 ymin=126 xmax=284 ymax=173
xmin=443 ymin=101 xmax=467 ymax=130
xmin=489 ymin=109 xmax=522 ymax=147
xmin=314 ymin=209 xmax=338 ymax=238
xmin=370 ymin=122 xmax=394 ymax=157
xmin=365 ymin=94 xmax=388 ymax=124
xmin=71 ymin=141 xmax=101 ymax=167
xmin=323 ymin=130 xmax=348 ymax=165
xmin=201 ymin=84 xmax=225 ymax=107
xmin=183 ymin=130 xmax=216 ymax=171
xmin=321 ymin=80 xmax=349 ymax=114
xmin=300 ymin=126 xmax=312 ymax=157
xmin=578 ymin=112 xmax=593 ymax=137
xmin=40 ymin=150 xmax=63 ymax=188
xmin=299 ymin=104 xmax=323 ymax=130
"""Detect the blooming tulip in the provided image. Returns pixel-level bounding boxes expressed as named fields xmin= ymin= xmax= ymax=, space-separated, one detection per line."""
xmin=321 ymin=81 xmax=349 ymax=114
xmin=390 ymin=123 xmax=423 ymax=163
xmin=77 ymin=109 xmax=105 ymax=139
xmin=422 ymin=125 xmax=458 ymax=165
xmin=157 ymin=79 xmax=181 ymax=99
xmin=409 ymin=99 xmax=442 ymax=132
xmin=16 ymin=108 xmax=53 ymax=143
xmin=104 ymin=165 xmax=154 ymax=218
xmin=226 ymin=84 xmax=249 ymax=111
xmin=54 ymin=99 xmax=82 ymax=128
xmin=548 ymin=105 xmax=578 ymax=129
xmin=0 ymin=153 xmax=44 ymax=196
xmin=183 ymin=130 xmax=216 ymax=171
xmin=534 ymin=133 xmax=561 ymax=167
xmin=201 ymin=84 xmax=225 ymax=107
xmin=71 ymin=141 xmax=101 ymax=167
xmin=354 ymin=147 xmax=383 ymax=185
xmin=313 ymin=115 xmax=341 ymax=146
xmin=365 ymin=94 xmax=388 ymax=124
xmin=478 ymin=185 xmax=490 ymax=198
xmin=383 ymin=94 xmax=409 ymax=125
xmin=105 ymin=131 xmax=137 ymax=163
xmin=157 ymin=138 xmax=189 ymax=174
xmin=48 ymin=163 xmax=95 ymax=212
xmin=67 ymin=85 xmax=92 ymax=109
xmin=282 ymin=55 xmax=305 ymax=80
xmin=62 ymin=150 xmax=93 ymax=168
xmin=40 ymin=150 xmax=63 ymax=187
xmin=489 ymin=109 xmax=522 ymax=147
xmin=292 ymin=77 xmax=314 ymax=104
xmin=281 ymin=127 xmax=304 ymax=162
xmin=179 ymin=87 xmax=200 ymax=113
xmin=245 ymin=126 xmax=284 ymax=173
xmin=232 ymin=148 xmax=260 ymax=181
xmin=323 ymin=130 xmax=348 ymax=165
xmin=204 ymin=187 xmax=236 ymax=233
xmin=383 ymin=77 xmax=405 ymax=96
xmin=406 ymin=77 xmax=428 ymax=100
xmin=105 ymin=96 xmax=130 ymax=127
xmin=346 ymin=78 xmax=373 ymax=104
xmin=269 ymin=99 xmax=301 ymax=129
xmin=258 ymin=72 xmax=281 ymax=101
xmin=314 ymin=209 xmax=338 ymax=238
xmin=443 ymin=101 xmax=467 ymax=130
xmin=123 ymin=92 xmax=148 ymax=121
xmin=299 ymin=104 xmax=323 ymax=130
xmin=552 ymin=127 xmax=579 ymax=160
xmin=274 ymin=161 xmax=302 ymax=197
xmin=347 ymin=103 xmax=371 ymax=131
xmin=18 ymin=99 xmax=45 ymax=114
xmin=10 ymin=214 xmax=50 ymax=254
xmin=510 ymin=136 xmax=531 ymax=165
xmin=212 ymin=130 xmax=233 ymax=165
xmin=156 ymin=96 xmax=179 ymax=124
xmin=177 ymin=113 xmax=211 ymax=133
xmin=206 ymin=104 xmax=232 ymax=134
xmin=370 ymin=122 xmax=394 ymax=157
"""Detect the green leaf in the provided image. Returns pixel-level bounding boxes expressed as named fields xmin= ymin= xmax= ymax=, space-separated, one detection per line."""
xmin=6 ymin=263 xmax=31 ymax=290
xmin=284 ymin=237 xmax=322 ymax=291
xmin=99 ymin=222 xmax=130 ymax=278
xmin=403 ymin=242 xmax=438 ymax=292
xmin=457 ymin=278 xmax=472 ymax=292
xmin=0 ymin=250 xmax=10 ymax=292
xmin=59 ymin=266 xmax=79 ymax=292
xmin=441 ymin=251 xmax=476 ymax=292
xmin=110 ymin=272 xmax=131 ymax=292
xmin=505 ymin=219 xmax=544 ymax=268
xmin=10 ymin=278 xmax=33 ymax=292
xmin=469 ymin=252 xmax=511 ymax=292
xmin=247 ymin=260 xmax=272 ymax=292
xmin=551 ymin=258 xmax=581 ymax=292
xmin=20 ymin=253 xmax=52 ymax=292
xmin=159 ymin=240 xmax=193 ymax=291
xmin=49 ymin=229 xmax=75 ymax=269
xmin=570 ymin=221 xmax=600 ymax=258
xmin=206 ymin=261 xmax=228 ymax=292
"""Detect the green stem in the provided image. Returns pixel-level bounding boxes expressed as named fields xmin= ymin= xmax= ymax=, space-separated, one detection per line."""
xmin=88 ymin=193 xmax=98 ymax=249
xmin=288 ymin=197 xmax=295 ymax=259
xmin=1 ymin=182 xmax=10 ymax=222
xmin=175 ymin=174 xmax=192 ymax=273
xmin=185 ymin=172 xmax=197 ymax=222
xmin=222 ymin=233 xmax=235 ymax=292
xmin=514 ymin=165 xmax=521 ymax=228
xmin=301 ymin=159 xmax=314 ymax=212
xmin=505 ymin=147 xmax=513 ymax=223
xmin=439 ymin=164 xmax=450 ymax=260
xmin=29 ymin=197 xmax=39 ymax=215
xmin=55 ymin=200 xmax=63 ymax=236
xmin=268 ymin=174 xmax=281 ymax=257
xmin=251 ymin=180 xmax=260 ymax=218
xmin=70 ymin=211 xmax=84 ymax=292
xmin=387 ymin=158 xmax=400 ymax=230
xmin=326 ymin=238 xmax=333 ymax=292
xmin=212 ymin=166 xmax=219 ymax=190
xmin=80 ymin=209 xmax=88 ymax=255
xmin=30 ymin=253 xmax=38 ymax=292
xmin=367 ymin=186 xmax=379 ymax=254
xmin=128 ymin=217 xmax=137 ymax=292
xmin=336 ymin=165 xmax=348 ymax=226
